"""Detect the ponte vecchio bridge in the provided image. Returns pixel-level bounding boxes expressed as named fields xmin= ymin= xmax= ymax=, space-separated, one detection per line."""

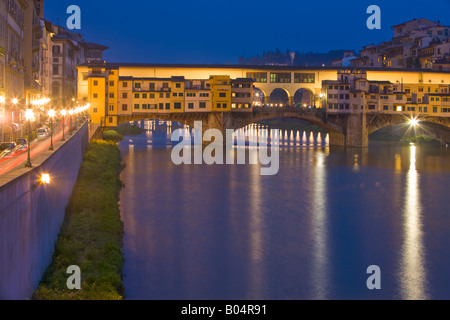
xmin=77 ymin=63 xmax=450 ymax=147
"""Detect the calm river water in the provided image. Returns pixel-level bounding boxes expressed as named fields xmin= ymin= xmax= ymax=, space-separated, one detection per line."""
xmin=119 ymin=120 xmax=450 ymax=300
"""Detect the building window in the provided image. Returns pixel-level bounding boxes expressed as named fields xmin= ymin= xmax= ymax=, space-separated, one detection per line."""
xmin=174 ymin=103 xmax=182 ymax=109
xmin=187 ymin=93 xmax=196 ymax=97
xmin=166 ymin=93 xmax=170 ymax=98
xmin=200 ymin=93 xmax=209 ymax=98
xmin=188 ymin=103 xmax=194 ymax=109
xmin=93 ymin=108 xmax=98 ymax=113
xmin=176 ymin=83 xmax=181 ymax=88
xmin=165 ymin=103 xmax=170 ymax=110
xmin=135 ymin=83 xmax=141 ymax=89
xmin=109 ymin=93 xmax=114 ymax=98
xmin=159 ymin=103 xmax=164 ymax=110
xmin=122 ymin=104 xmax=128 ymax=111
xmin=123 ymin=82 xmax=128 ymax=88
xmin=93 ymin=93 xmax=98 ymax=98
xmin=123 ymin=93 xmax=128 ymax=99
xmin=219 ymin=93 xmax=226 ymax=98
xmin=109 ymin=81 xmax=114 ymax=86
xmin=246 ymin=72 xmax=267 ymax=83
xmin=217 ymin=103 xmax=221 ymax=109
xmin=270 ymin=73 xmax=291 ymax=83
xmin=142 ymin=104 xmax=148 ymax=109
xmin=109 ymin=105 xmax=114 ymax=111
xmin=433 ymin=107 xmax=438 ymax=113
xmin=134 ymin=104 xmax=139 ymax=109
xmin=141 ymin=93 xmax=146 ymax=99
xmin=109 ymin=117 xmax=113 ymax=124
xmin=383 ymin=105 xmax=389 ymax=110
xmin=199 ymin=102 xmax=206 ymax=109
xmin=179 ymin=93 xmax=184 ymax=97
xmin=173 ymin=93 xmax=177 ymax=97
xmin=53 ymin=65 xmax=59 ymax=75
xmin=159 ymin=93 xmax=164 ymax=98
xmin=93 ymin=80 xmax=98 ymax=86
xmin=223 ymin=103 xmax=227 ymax=109
xmin=150 ymin=94 xmax=155 ymax=99
xmin=135 ymin=93 xmax=140 ymax=99
xmin=149 ymin=83 xmax=155 ymax=90
xmin=294 ymin=73 xmax=315 ymax=83
xmin=52 ymin=45 xmax=61 ymax=54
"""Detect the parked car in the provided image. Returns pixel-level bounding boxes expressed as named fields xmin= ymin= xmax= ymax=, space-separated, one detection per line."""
xmin=15 ymin=138 xmax=28 ymax=146
xmin=37 ymin=128 xmax=49 ymax=139
xmin=0 ymin=142 xmax=16 ymax=152
xmin=0 ymin=142 xmax=17 ymax=159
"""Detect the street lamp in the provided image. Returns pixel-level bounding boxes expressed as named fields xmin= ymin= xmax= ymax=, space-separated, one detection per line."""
xmin=48 ymin=109 xmax=55 ymax=151
xmin=69 ymin=110 xmax=74 ymax=133
xmin=61 ymin=109 xmax=67 ymax=141
xmin=410 ymin=118 xmax=419 ymax=127
xmin=25 ymin=109 xmax=34 ymax=168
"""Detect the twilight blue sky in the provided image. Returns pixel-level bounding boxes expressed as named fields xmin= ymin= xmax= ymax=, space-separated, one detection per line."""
xmin=44 ymin=0 xmax=450 ymax=64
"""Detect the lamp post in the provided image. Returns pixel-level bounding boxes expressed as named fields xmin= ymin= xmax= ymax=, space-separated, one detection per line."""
xmin=25 ymin=109 xmax=34 ymax=168
xmin=61 ymin=109 xmax=66 ymax=141
xmin=48 ymin=109 xmax=55 ymax=151
xmin=69 ymin=110 xmax=74 ymax=133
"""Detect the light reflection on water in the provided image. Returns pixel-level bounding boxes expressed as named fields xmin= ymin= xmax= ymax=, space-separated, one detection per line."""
xmin=400 ymin=145 xmax=428 ymax=300
xmin=120 ymin=120 xmax=450 ymax=300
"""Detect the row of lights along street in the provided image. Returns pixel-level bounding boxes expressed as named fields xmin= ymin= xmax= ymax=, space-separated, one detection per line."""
xmin=23 ymin=103 xmax=90 ymax=168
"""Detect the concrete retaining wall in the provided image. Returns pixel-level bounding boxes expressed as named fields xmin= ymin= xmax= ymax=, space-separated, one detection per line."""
xmin=0 ymin=123 xmax=89 ymax=300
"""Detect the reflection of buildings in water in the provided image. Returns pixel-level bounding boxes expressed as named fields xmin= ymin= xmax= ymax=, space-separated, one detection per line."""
xmin=400 ymin=145 xmax=428 ymax=300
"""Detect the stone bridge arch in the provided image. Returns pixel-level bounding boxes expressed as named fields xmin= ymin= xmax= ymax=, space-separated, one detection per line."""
xmin=367 ymin=113 xmax=450 ymax=144
xmin=253 ymin=87 xmax=267 ymax=106
xmin=268 ymin=88 xmax=292 ymax=106
xmin=223 ymin=110 xmax=348 ymax=146
xmin=293 ymin=88 xmax=314 ymax=107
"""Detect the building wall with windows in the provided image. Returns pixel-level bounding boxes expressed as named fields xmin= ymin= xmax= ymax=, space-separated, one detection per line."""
xmin=323 ymin=70 xmax=450 ymax=117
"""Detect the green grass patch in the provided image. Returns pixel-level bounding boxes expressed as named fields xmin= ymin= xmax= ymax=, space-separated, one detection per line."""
xmin=33 ymin=140 xmax=125 ymax=300
xmin=111 ymin=124 xmax=144 ymax=136
xmin=103 ymin=130 xmax=124 ymax=143
xmin=400 ymin=135 xmax=440 ymax=146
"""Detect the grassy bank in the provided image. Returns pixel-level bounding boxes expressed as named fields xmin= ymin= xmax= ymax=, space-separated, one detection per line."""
xmin=33 ymin=140 xmax=124 ymax=300
xmin=400 ymin=135 xmax=441 ymax=146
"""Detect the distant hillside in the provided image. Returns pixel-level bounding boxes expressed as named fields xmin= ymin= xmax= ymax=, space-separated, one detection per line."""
xmin=238 ymin=49 xmax=349 ymax=66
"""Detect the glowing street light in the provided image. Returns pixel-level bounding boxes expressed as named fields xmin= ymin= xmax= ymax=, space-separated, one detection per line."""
xmin=410 ymin=118 xmax=419 ymax=127
xmin=40 ymin=173 xmax=51 ymax=185
xmin=25 ymin=109 xmax=34 ymax=168
xmin=61 ymin=109 xmax=67 ymax=141
xmin=12 ymin=98 xmax=18 ymax=105
xmin=48 ymin=109 xmax=55 ymax=151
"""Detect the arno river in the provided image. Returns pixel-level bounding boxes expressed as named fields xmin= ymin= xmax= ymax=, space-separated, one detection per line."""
xmin=119 ymin=120 xmax=450 ymax=300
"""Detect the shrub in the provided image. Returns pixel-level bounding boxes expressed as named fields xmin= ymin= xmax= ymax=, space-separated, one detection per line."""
xmin=103 ymin=130 xmax=124 ymax=143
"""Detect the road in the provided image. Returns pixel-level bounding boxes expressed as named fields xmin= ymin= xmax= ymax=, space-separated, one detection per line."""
xmin=0 ymin=118 xmax=71 ymax=177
